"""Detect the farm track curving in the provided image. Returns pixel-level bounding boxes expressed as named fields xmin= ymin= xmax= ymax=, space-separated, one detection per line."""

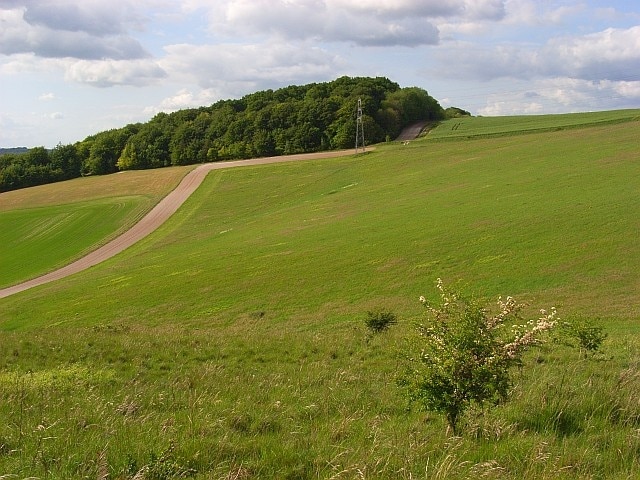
xmin=0 ymin=150 xmax=360 ymax=299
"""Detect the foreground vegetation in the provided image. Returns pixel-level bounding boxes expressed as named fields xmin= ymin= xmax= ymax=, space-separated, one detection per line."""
xmin=1 ymin=112 xmax=639 ymax=478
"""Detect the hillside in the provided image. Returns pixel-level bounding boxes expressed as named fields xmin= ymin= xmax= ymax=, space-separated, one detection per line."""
xmin=1 ymin=112 xmax=639 ymax=478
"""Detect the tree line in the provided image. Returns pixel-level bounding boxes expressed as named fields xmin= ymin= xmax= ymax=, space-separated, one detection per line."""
xmin=1 ymin=76 xmax=452 ymax=192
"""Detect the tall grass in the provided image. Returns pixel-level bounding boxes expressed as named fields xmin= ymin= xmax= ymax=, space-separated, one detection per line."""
xmin=1 ymin=113 xmax=639 ymax=478
xmin=0 ymin=320 xmax=638 ymax=478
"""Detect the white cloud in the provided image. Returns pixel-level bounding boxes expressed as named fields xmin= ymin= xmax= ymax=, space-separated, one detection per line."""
xmin=0 ymin=2 xmax=149 ymax=60
xmin=49 ymin=112 xmax=64 ymax=120
xmin=0 ymin=53 xmax=62 ymax=75
xmin=39 ymin=92 xmax=56 ymax=101
xmin=478 ymin=77 xmax=640 ymax=116
xmin=1 ymin=52 xmax=166 ymax=89
xmin=503 ymin=0 xmax=584 ymax=27
xmin=435 ymin=26 xmax=640 ymax=83
xmin=538 ymin=77 xmax=640 ymax=108
xmin=612 ymin=80 xmax=640 ymax=98
xmin=145 ymin=88 xmax=220 ymax=115
xmin=540 ymin=26 xmax=640 ymax=81
xmin=65 ymin=59 xmax=167 ymax=87
xmin=462 ymin=0 xmax=506 ymax=21
xmin=478 ymin=98 xmax=543 ymax=116
xmin=21 ymin=0 xmax=144 ymax=36
xmin=194 ymin=0 xmax=509 ymax=48
xmin=160 ymin=42 xmax=344 ymax=94
xmin=197 ymin=0 xmax=480 ymax=46
xmin=330 ymin=0 xmax=462 ymax=18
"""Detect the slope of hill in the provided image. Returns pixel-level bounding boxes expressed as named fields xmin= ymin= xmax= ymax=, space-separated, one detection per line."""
xmin=0 ymin=150 xmax=354 ymax=296
xmin=1 ymin=112 xmax=639 ymax=479
xmin=429 ymin=109 xmax=640 ymax=140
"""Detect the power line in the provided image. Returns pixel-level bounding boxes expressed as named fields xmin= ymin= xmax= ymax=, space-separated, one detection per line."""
xmin=355 ymin=97 xmax=365 ymax=153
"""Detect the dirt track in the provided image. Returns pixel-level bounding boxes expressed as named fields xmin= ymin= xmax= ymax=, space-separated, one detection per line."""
xmin=0 ymin=150 xmax=359 ymax=299
xmin=396 ymin=121 xmax=428 ymax=141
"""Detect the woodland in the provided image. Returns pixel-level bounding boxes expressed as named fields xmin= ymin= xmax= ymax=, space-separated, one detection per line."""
xmin=0 ymin=76 xmax=456 ymax=192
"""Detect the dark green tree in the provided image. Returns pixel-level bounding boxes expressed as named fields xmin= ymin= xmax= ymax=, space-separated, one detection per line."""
xmin=50 ymin=143 xmax=81 ymax=179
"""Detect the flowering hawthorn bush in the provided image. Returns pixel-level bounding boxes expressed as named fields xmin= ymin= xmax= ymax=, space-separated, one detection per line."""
xmin=400 ymin=279 xmax=558 ymax=434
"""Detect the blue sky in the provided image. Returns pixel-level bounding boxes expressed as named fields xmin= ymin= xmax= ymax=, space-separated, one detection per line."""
xmin=1 ymin=0 xmax=639 ymax=148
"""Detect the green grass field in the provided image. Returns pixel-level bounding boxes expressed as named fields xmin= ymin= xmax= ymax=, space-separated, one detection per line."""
xmin=0 ymin=166 xmax=192 ymax=287
xmin=1 ymin=111 xmax=639 ymax=479
xmin=0 ymin=197 xmax=146 ymax=288
xmin=429 ymin=109 xmax=640 ymax=140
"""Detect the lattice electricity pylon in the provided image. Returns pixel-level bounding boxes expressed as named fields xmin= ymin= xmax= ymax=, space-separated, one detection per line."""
xmin=355 ymin=97 xmax=365 ymax=153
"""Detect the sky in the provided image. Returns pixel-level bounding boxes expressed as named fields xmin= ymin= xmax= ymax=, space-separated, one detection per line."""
xmin=1 ymin=0 xmax=639 ymax=148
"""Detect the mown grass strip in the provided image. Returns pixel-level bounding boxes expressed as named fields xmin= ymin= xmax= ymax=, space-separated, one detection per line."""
xmin=428 ymin=108 xmax=640 ymax=140
xmin=0 ymin=197 xmax=146 ymax=287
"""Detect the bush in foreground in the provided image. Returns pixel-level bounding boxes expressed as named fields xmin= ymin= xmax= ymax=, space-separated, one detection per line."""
xmin=400 ymin=279 xmax=558 ymax=434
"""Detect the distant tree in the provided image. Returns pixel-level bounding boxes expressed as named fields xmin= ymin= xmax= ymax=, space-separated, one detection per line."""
xmin=50 ymin=143 xmax=81 ymax=179
xmin=445 ymin=107 xmax=471 ymax=118
xmin=0 ymin=155 xmax=24 ymax=191
xmin=170 ymin=113 xmax=210 ymax=166
xmin=83 ymin=128 xmax=132 ymax=175
xmin=252 ymin=129 xmax=276 ymax=157
xmin=376 ymin=106 xmax=402 ymax=139
xmin=383 ymin=87 xmax=444 ymax=125
xmin=0 ymin=146 xmax=79 ymax=191
xmin=75 ymin=138 xmax=92 ymax=167
xmin=26 ymin=147 xmax=50 ymax=166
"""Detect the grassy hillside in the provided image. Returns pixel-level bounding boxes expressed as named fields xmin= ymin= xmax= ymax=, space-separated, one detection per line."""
xmin=0 ymin=165 xmax=192 ymax=287
xmin=429 ymin=109 xmax=640 ymax=140
xmin=1 ymin=112 xmax=639 ymax=478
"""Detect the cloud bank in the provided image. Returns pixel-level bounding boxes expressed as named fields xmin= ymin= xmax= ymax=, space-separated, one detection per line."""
xmin=439 ymin=25 xmax=640 ymax=83
xmin=0 ymin=1 xmax=148 ymax=60
xmin=4 ymin=0 xmax=637 ymax=94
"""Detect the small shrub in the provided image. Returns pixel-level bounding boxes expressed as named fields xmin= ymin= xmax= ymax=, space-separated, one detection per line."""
xmin=364 ymin=309 xmax=398 ymax=334
xmin=558 ymin=316 xmax=607 ymax=356
xmin=400 ymin=279 xmax=558 ymax=434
